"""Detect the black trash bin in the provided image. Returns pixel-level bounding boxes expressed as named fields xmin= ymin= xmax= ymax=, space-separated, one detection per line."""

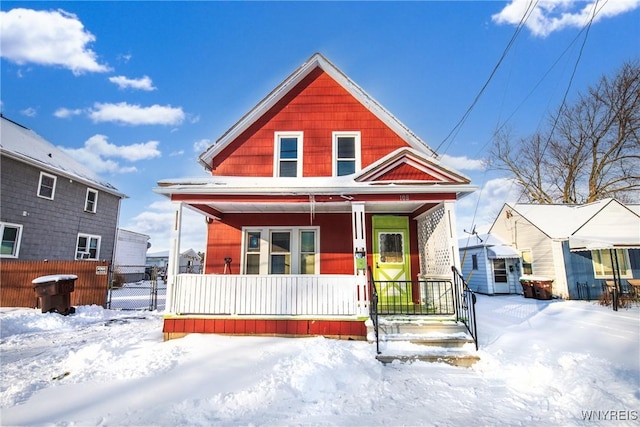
xmin=32 ymin=274 xmax=77 ymax=315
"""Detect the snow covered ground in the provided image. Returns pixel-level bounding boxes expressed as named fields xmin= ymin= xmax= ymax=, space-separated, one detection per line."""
xmin=1 ymin=294 xmax=638 ymax=426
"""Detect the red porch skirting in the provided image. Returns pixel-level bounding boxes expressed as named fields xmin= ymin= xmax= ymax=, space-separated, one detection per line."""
xmin=163 ymin=316 xmax=367 ymax=341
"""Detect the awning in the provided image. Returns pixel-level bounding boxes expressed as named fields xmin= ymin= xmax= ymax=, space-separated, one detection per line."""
xmin=487 ymin=246 xmax=520 ymax=259
xmin=569 ymin=235 xmax=640 ymax=252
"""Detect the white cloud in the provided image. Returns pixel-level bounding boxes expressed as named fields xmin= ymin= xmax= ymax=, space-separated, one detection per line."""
xmin=0 ymin=8 xmax=110 ymax=74
xmin=54 ymin=107 xmax=83 ymax=118
xmin=127 ymin=200 xmax=206 ymax=253
xmin=88 ymin=102 xmax=185 ymax=126
xmin=169 ymin=150 xmax=185 ymax=157
xmin=58 ymin=134 xmax=161 ymax=174
xmin=193 ymin=138 xmax=212 ymax=153
xmin=20 ymin=107 xmax=37 ymax=117
xmin=492 ymin=0 xmax=640 ymax=37
xmin=439 ymin=154 xmax=485 ymax=171
xmin=108 ymin=75 xmax=156 ymax=91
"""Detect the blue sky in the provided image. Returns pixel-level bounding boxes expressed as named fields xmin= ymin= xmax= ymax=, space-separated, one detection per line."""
xmin=1 ymin=1 xmax=639 ymax=253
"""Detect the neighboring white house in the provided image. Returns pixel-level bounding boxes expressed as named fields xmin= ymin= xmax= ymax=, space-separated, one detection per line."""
xmin=488 ymin=199 xmax=640 ymax=299
xmin=147 ymin=249 xmax=201 ymax=274
xmin=113 ymin=229 xmax=150 ymax=282
xmin=459 ymin=233 xmax=521 ymax=295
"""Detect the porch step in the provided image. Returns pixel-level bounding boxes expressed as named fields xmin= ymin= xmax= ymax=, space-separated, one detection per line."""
xmin=368 ymin=316 xmax=479 ymax=367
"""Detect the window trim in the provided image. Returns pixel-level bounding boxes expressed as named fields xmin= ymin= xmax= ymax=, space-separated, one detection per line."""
xmin=0 ymin=222 xmax=23 ymax=258
xmin=85 ymin=188 xmax=98 ymax=213
xmin=332 ymin=131 xmax=361 ymax=176
xmin=520 ymin=249 xmax=533 ymax=275
xmin=37 ymin=171 xmax=57 ymax=200
xmin=76 ymin=233 xmax=101 ymax=260
xmin=591 ymin=248 xmax=632 ymax=279
xmin=241 ymin=226 xmax=319 ymax=275
xmin=274 ymin=131 xmax=303 ymax=177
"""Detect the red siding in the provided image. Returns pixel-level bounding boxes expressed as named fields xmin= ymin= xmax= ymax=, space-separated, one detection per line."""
xmin=377 ymin=162 xmax=439 ymax=181
xmin=206 ymin=212 xmax=353 ymax=274
xmin=211 ymin=68 xmax=410 ymax=176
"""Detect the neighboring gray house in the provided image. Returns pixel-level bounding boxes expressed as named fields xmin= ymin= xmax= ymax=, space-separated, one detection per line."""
xmin=459 ymin=233 xmax=521 ymax=295
xmin=0 ymin=115 xmax=126 ymax=261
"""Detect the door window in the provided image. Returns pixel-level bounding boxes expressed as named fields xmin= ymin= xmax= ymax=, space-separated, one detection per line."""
xmin=379 ymin=232 xmax=404 ymax=263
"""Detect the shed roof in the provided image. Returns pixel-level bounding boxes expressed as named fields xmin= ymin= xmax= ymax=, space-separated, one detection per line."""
xmin=0 ymin=115 xmax=126 ymax=198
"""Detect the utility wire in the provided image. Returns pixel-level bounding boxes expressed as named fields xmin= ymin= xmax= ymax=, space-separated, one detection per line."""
xmin=434 ymin=0 xmax=539 ymax=155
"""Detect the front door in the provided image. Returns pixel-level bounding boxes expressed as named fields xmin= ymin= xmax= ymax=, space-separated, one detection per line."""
xmin=372 ymin=216 xmax=412 ymax=306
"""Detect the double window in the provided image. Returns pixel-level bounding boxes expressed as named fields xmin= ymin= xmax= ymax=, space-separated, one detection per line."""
xmin=242 ymin=227 xmax=318 ymax=274
xmin=592 ymin=249 xmax=631 ymax=279
xmin=76 ymin=234 xmax=101 ymax=260
xmin=274 ymin=132 xmax=303 ymax=177
xmin=38 ymin=172 xmax=56 ymax=200
xmin=333 ymin=132 xmax=361 ymax=176
xmin=1 ymin=222 xmax=22 ymax=258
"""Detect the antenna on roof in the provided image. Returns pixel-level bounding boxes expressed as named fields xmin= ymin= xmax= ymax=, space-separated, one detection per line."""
xmin=463 ymin=225 xmax=483 ymax=242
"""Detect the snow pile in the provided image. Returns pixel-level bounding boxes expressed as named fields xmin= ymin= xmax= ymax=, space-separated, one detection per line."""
xmin=1 ymin=296 xmax=638 ymax=426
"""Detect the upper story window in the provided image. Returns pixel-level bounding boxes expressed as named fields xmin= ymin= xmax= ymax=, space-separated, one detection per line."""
xmin=76 ymin=233 xmax=101 ymax=260
xmin=85 ymin=188 xmax=98 ymax=213
xmin=333 ymin=132 xmax=361 ymax=176
xmin=1 ymin=222 xmax=23 ymax=258
xmin=592 ymin=249 xmax=632 ymax=279
xmin=38 ymin=172 xmax=57 ymax=200
xmin=274 ymin=132 xmax=303 ymax=177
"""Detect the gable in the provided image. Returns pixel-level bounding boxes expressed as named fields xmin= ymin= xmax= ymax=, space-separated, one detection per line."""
xmin=208 ymin=68 xmax=413 ymax=176
xmin=200 ymin=53 xmax=440 ymax=177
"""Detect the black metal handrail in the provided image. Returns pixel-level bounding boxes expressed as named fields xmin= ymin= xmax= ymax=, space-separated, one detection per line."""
xmin=451 ymin=266 xmax=478 ymax=350
xmin=367 ymin=267 xmax=381 ymax=354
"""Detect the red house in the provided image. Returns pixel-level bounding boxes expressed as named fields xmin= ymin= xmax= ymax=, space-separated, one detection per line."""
xmin=155 ymin=54 xmax=478 ymax=356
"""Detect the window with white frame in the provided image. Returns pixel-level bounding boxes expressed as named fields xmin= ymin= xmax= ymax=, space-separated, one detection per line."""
xmin=76 ymin=234 xmax=101 ymax=260
xmin=242 ymin=227 xmax=318 ymax=274
xmin=591 ymin=249 xmax=632 ymax=278
xmin=1 ymin=222 xmax=23 ymax=258
xmin=274 ymin=132 xmax=303 ymax=177
xmin=38 ymin=172 xmax=57 ymax=200
xmin=85 ymin=188 xmax=98 ymax=213
xmin=333 ymin=132 xmax=361 ymax=176
xmin=521 ymin=249 xmax=533 ymax=275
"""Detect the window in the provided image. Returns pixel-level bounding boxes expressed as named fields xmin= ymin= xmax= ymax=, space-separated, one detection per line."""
xmin=521 ymin=249 xmax=533 ymax=275
xmin=38 ymin=172 xmax=57 ymax=200
xmin=76 ymin=234 xmax=101 ymax=259
xmin=333 ymin=132 xmax=361 ymax=176
xmin=85 ymin=189 xmax=98 ymax=213
xmin=299 ymin=230 xmax=317 ymax=274
xmin=242 ymin=227 xmax=319 ymax=274
xmin=274 ymin=132 xmax=303 ymax=177
xmin=493 ymin=259 xmax=507 ymax=283
xmin=379 ymin=232 xmax=404 ymax=263
xmin=591 ymin=249 xmax=632 ymax=278
xmin=1 ymin=222 xmax=22 ymax=258
xmin=471 ymin=254 xmax=478 ymax=270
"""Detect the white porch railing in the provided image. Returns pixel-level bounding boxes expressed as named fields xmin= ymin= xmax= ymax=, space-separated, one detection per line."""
xmin=169 ymin=274 xmax=370 ymax=317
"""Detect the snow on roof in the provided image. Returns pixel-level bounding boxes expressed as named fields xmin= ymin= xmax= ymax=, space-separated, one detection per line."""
xmin=506 ymin=199 xmax=631 ymax=239
xmin=0 ymin=116 xmax=125 ymax=198
xmin=458 ymin=233 xmax=510 ymax=249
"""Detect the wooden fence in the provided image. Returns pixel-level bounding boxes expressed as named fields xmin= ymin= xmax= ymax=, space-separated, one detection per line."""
xmin=0 ymin=260 xmax=110 ymax=308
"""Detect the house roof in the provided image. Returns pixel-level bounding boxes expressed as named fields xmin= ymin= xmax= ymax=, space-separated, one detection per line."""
xmin=497 ymin=199 xmax=640 ymax=244
xmin=198 ymin=53 xmax=438 ymax=170
xmin=0 ymin=115 xmax=126 ymax=198
xmin=458 ymin=233 xmax=520 ymax=258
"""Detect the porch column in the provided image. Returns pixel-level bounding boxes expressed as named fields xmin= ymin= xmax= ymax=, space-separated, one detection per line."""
xmin=351 ymin=202 xmax=367 ymax=276
xmin=165 ymin=202 xmax=183 ymax=312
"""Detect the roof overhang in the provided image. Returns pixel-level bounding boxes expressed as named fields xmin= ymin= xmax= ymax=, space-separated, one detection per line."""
xmin=487 ymin=246 xmax=521 ymax=259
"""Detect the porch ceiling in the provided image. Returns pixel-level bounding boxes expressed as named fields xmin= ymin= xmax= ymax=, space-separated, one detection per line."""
xmin=187 ymin=200 xmax=432 ymax=217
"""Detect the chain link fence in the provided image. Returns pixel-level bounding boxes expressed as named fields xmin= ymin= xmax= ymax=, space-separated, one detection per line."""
xmin=106 ymin=265 xmax=166 ymax=311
